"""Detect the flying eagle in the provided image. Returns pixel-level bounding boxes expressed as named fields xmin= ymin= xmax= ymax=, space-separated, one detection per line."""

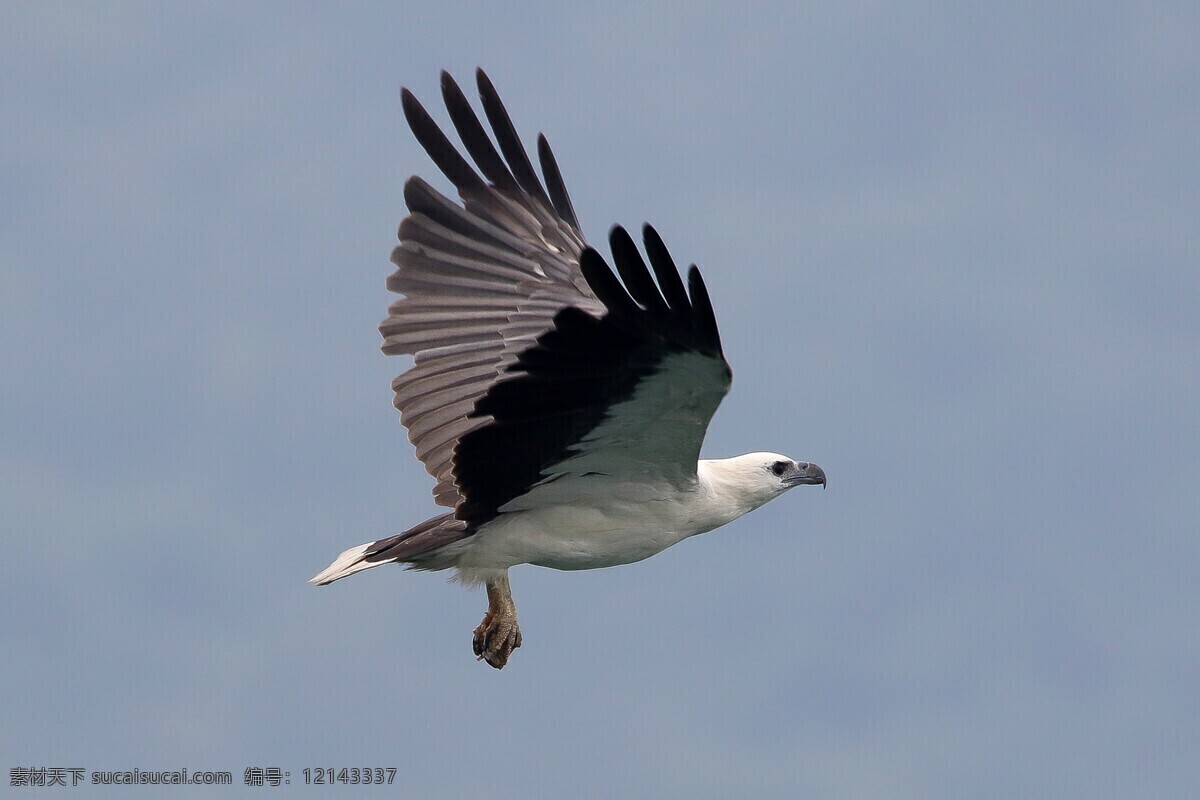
xmin=311 ymin=70 xmax=826 ymax=668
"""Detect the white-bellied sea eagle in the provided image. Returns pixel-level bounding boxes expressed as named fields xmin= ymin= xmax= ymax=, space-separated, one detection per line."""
xmin=311 ymin=70 xmax=826 ymax=668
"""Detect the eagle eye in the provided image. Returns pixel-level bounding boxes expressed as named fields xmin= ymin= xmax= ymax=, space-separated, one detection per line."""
xmin=770 ymin=460 xmax=788 ymax=477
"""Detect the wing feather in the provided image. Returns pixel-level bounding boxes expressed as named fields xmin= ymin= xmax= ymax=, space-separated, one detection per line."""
xmin=475 ymin=69 xmax=555 ymax=212
xmin=642 ymin=224 xmax=690 ymax=312
xmin=440 ymin=72 xmax=522 ymax=194
xmin=383 ymin=70 xmax=730 ymax=527
xmin=609 ymin=226 xmax=669 ymax=314
xmin=400 ymin=89 xmax=485 ymax=192
xmin=537 ymin=134 xmax=580 ymax=230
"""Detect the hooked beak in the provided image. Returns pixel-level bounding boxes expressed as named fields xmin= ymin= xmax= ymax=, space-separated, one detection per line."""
xmin=786 ymin=462 xmax=827 ymax=489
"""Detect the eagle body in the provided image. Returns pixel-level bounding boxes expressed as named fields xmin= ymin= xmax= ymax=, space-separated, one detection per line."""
xmin=311 ymin=70 xmax=826 ymax=668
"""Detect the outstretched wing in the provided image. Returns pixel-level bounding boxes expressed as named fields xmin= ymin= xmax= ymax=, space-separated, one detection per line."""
xmin=385 ymin=70 xmax=731 ymax=526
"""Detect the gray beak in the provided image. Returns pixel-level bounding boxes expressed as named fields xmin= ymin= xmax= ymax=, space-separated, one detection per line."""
xmin=787 ymin=462 xmax=827 ymax=489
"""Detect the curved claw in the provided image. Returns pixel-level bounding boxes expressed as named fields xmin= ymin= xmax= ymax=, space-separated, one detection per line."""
xmin=472 ymin=575 xmax=522 ymax=669
xmin=472 ymin=614 xmax=522 ymax=669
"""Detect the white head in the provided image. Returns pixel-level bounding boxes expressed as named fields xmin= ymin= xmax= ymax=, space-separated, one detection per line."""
xmin=699 ymin=451 xmax=826 ymax=514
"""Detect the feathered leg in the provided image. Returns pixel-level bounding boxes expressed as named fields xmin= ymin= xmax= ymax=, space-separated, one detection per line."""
xmin=472 ymin=572 xmax=521 ymax=669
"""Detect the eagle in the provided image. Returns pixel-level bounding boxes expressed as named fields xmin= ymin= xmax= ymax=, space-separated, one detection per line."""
xmin=311 ymin=70 xmax=826 ymax=669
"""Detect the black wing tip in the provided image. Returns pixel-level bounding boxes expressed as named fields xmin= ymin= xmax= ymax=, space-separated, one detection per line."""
xmin=607 ymin=226 xmax=667 ymax=313
xmin=608 ymin=224 xmax=633 ymax=248
xmin=686 ymin=265 xmax=724 ymax=354
xmin=475 ymin=67 xmax=495 ymax=93
xmin=399 ymin=85 xmax=421 ymax=117
xmin=473 ymin=68 xmax=553 ymax=209
xmin=406 ymin=69 xmax=579 ymax=231
xmin=640 ymin=224 xmax=690 ymax=313
xmin=580 ymin=247 xmax=637 ymax=317
xmin=687 ymin=265 xmax=707 ymax=305
xmin=440 ymin=71 xmax=466 ymax=106
xmin=538 ymin=133 xmax=580 ymax=230
xmin=586 ymin=226 xmax=725 ymax=356
xmin=439 ymin=71 xmax=470 ymax=112
xmin=400 ymin=84 xmax=473 ymax=185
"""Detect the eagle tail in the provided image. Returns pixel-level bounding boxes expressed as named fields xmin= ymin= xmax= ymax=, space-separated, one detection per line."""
xmin=309 ymin=513 xmax=468 ymax=585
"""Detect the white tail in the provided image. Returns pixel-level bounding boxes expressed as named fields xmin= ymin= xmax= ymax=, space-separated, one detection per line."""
xmin=309 ymin=542 xmax=382 ymax=585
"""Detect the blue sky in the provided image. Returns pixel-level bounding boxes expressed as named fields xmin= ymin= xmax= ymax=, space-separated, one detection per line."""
xmin=3 ymin=3 xmax=1198 ymax=797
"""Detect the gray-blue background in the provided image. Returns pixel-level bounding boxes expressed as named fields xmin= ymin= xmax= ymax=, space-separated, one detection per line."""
xmin=4 ymin=3 xmax=1197 ymax=797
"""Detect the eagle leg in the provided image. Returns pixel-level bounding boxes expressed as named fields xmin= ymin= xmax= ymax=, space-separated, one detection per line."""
xmin=472 ymin=573 xmax=522 ymax=669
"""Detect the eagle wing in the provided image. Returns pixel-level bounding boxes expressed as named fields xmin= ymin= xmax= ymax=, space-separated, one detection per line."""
xmin=386 ymin=70 xmax=731 ymax=526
